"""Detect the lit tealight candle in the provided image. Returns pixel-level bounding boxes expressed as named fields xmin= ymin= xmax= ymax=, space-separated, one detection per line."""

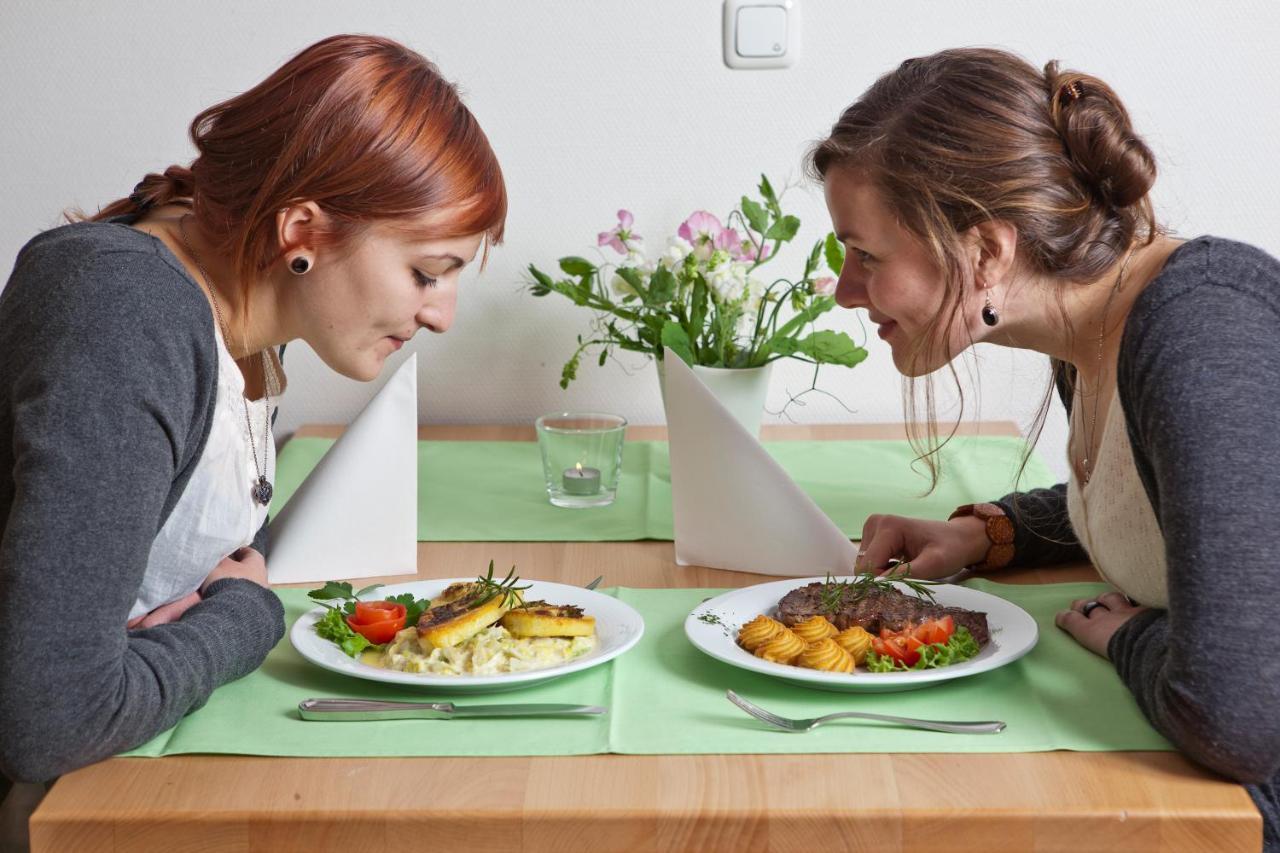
xmin=562 ymin=462 xmax=601 ymax=496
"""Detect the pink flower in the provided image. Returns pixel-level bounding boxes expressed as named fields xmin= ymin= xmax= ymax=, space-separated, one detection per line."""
xmin=738 ymin=240 xmax=768 ymax=263
xmin=714 ymin=227 xmax=744 ymax=258
xmin=598 ymin=209 xmax=641 ymax=255
xmin=677 ymin=210 xmax=723 ymax=246
xmin=813 ymin=276 xmax=837 ymax=296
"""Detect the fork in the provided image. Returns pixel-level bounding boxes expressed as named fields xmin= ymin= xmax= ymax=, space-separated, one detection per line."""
xmin=726 ymin=690 xmax=1006 ymax=734
xmin=583 ymin=575 xmax=604 ymax=590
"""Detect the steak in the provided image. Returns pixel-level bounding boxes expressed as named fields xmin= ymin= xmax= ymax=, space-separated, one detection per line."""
xmin=776 ymin=582 xmax=990 ymax=647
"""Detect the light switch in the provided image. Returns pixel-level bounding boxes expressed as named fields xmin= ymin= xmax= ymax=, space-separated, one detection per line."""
xmin=736 ymin=6 xmax=787 ymax=58
xmin=723 ymin=0 xmax=800 ymax=69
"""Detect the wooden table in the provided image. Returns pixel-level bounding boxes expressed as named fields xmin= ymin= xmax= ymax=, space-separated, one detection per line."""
xmin=30 ymin=424 xmax=1261 ymax=851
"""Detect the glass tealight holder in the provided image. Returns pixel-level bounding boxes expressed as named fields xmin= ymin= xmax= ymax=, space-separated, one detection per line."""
xmin=535 ymin=412 xmax=627 ymax=508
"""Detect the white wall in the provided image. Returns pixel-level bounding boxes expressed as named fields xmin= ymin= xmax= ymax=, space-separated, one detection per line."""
xmin=4 ymin=1 xmax=1279 ymax=483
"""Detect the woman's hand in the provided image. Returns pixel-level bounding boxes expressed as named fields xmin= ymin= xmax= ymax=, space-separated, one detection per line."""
xmin=124 ymin=548 xmax=268 ymax=630
xmin=856 ymin=513 xmax=991 ymax=580
xmin=1055 ymin=591 xmax=1148 ymax=658
xmin=126 ymin=591 xmax=202 ymax=629
xmin=199 ymin=546 xmax=269 ymax=594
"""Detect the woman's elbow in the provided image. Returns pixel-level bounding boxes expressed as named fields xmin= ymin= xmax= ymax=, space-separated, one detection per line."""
xmin=1163 ymin=680 xmax=1280 ymax=783
xmin=0 ymin=736 xmax=87 ymax=783
xmin=1193 ymin=726 xmax=1280 ymax=785
xmin=0 ymin=703 xmax=114 ymax=782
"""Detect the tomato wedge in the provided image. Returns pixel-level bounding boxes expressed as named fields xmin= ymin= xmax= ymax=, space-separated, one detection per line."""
xmin=877 ymin=635 xmax=920 ymax=668
xmin=345 ymin=600 xmax=407 ymax=645
xmin=903 ymin=618 xmax=955 ymax=646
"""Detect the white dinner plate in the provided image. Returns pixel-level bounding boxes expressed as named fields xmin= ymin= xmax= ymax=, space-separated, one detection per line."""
xmin=291 ymin=578 xmax=644 ymax=693
xmin=685 ymin=577 xmax=1038 ymax=693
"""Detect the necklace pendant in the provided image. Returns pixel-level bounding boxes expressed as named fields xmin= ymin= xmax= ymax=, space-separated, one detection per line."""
xmin=253 ymin=476 xmax=274 ymax=506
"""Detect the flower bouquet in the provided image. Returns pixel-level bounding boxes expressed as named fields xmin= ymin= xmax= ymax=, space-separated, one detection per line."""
xmin=528 ymin=175 xmax=867 ymax=393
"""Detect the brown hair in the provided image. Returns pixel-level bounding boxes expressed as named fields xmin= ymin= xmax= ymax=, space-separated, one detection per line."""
xmin=78 ymin=34 xmax=507 ymax=333
xmin=807 ymin=47 xmax=1159 ymax=490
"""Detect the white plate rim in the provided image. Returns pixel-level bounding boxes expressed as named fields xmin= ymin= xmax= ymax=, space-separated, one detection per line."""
xmin=290 ymin=578 xmax=644 ymax=689
xmin=684 ymin=577 xmax=1038 ymax=689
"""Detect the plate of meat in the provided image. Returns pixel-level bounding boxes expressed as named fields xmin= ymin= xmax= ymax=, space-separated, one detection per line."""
xmin=685 ymin=576 xmax=1038 ymax=692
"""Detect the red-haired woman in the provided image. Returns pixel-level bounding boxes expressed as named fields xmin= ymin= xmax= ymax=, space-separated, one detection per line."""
xmin=813 ymin=48 xmax=1279 ymax=846
xmin=0 ymin=34 xmax=506 ymax=783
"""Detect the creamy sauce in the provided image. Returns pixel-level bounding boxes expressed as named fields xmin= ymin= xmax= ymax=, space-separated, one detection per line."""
xmin=361 ymin=625 xmax=596 ymax=675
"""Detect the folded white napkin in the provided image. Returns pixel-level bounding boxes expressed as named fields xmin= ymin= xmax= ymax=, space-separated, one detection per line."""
xmin=266 ymin=353 xmax=418 ymax=583
xmin=663 ymin=347 xmax=858 ymax=576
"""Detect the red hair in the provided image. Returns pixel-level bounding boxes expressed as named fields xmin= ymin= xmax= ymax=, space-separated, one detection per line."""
xmin=86 ymin=34 xmax=506 ymax=309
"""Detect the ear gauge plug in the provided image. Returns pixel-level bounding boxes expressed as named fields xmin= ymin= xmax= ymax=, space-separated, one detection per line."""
xmin=290 ymin=256 xmax=311 ymax=275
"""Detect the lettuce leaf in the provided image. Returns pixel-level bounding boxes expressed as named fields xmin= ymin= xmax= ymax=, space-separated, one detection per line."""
xmin=314 ymin=607 xmax=370 ymax=658
xmin=865 ymin=627 xmax=982 ymax=673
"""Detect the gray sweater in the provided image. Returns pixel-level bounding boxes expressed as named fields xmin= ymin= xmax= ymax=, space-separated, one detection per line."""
xmin=0 ymin=221 xmax=285 ymax=782
xmin=995 ymin=236 xmax=1280 ymax=850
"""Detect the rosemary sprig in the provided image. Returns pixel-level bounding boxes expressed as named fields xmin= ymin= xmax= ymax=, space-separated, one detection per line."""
xmin=819 ymin=562 xmax=940 ymax=616
xmin=467 ymin=560 xmax=533 ymax=609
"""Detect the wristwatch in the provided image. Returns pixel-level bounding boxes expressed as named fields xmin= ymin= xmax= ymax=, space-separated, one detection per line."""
xmin=947 ymin=502 xmax=1015 ymax=572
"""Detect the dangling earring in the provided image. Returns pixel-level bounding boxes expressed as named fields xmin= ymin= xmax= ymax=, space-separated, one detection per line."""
xmin=981 ymin=293 xmax=999 ymax=326
xmin=290 ymin=256 xmax=311 ymax=275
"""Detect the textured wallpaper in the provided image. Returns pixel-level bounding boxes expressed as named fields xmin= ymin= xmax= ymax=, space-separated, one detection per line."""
xmin=4 ymin=0 xmax=1278 ymax=484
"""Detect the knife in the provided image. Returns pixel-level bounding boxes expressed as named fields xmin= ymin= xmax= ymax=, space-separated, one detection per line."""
xmin=298 ymin=698 xmax=606 ymax=721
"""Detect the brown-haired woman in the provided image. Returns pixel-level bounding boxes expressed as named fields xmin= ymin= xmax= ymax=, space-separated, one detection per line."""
xmin=812 ymin=48 xmax=1280 ymax=846
xmin=0 ymin=34 xmax=506 ymax=782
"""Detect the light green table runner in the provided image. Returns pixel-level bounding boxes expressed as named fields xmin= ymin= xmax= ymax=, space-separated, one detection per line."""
xmin=272 ymin=437 xmax=1057 ymax=541
xmin=124 ymin=582 xmax=1170 ymax=759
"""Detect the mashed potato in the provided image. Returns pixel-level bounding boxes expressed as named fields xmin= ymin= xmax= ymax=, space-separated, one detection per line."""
xmin=361 ymin=625 xmax=596 ymax=675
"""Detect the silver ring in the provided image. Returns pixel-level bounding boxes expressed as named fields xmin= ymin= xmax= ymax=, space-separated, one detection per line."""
xmin=1081 ymin=600 xmax=1108 ymax=618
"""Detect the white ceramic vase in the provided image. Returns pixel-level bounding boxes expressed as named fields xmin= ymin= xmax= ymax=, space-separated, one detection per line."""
xmin=656 ymin=359 xmax=774 ymax=438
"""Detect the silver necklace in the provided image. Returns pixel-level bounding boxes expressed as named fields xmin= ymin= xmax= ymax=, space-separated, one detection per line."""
xmin=178 ymin=215 xmax=275 ymax=506
xmin=1079 ymin=247 xmax=1135 ymax=486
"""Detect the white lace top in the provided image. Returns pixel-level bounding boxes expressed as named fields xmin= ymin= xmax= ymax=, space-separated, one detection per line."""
xmin=127 ymin=328 xmax=280 ymax=620
xmin=1066 ymin=387 xmax=1168 ymax=608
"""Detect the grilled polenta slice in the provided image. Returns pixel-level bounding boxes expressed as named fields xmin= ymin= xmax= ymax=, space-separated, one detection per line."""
xmin=501 ymin=602 xmax=596 ymax=638
xmin=417 ymin=591 xmax=519 ymax=649
xmin=429 ymin=581 xmax=483 ymax=608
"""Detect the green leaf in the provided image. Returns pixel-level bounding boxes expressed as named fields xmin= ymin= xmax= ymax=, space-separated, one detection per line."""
xmin=559 ymin=256 xmax=596 ymax=277
xmin=764 ymin=215 xmax=800 ymax=242
xmin=567 ymin=281 xmax=591 ymax=307
xmin=646 ymin=266 xmax=676 ymax=306
xmin=758 ymin=174 xmax=778 ymax=209
xmin=741 ymin=196 xmax=768 ymax=234
xmin=598 ymin=349 xmax=608 ymax=367
xmin=661 ymin=322 xmax=695 ymax=366
xmin=354 ymin=584 xmax=384 ymax=599
xmin=385 ymin=592 xmax=431 ymax=629
xmin=823 ymin=232 xmax=846 ymax=275
xmin=769 ymin=337 xmax=800 ymax=356
xmin=314 ymin=607 xmax=371 ymax=658
xmin=805 ymin=239 xmax=822 ymax=278
xmin=307 ymin=581 xmax=354 ymax=602
xmin=793 ymin=330 xmax=868 ymax=367
xmin=688 ymin=275 xmax=708 ymax=349
xmin=527 ymin=265 xmax=556 ymax=296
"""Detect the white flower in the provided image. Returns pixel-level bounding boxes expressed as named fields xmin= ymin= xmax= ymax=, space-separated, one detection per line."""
xmin=610 ymin=272 xmax=636 ymax=298
xmin=660 ymin=237 xmax=692 ymax=270
xmin=708 ymin=263 xmax=746 ymax=303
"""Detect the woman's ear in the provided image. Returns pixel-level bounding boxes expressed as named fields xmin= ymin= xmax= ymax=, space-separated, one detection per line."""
xmin=275 ymin=201 xmax=326 ymax=257
xmin=966 ymin=219 xmax=1018 ymax=290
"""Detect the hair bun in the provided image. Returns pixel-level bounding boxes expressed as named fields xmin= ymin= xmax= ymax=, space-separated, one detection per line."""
xmin=1044 ymin=62 xmax=1157 ymax=209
